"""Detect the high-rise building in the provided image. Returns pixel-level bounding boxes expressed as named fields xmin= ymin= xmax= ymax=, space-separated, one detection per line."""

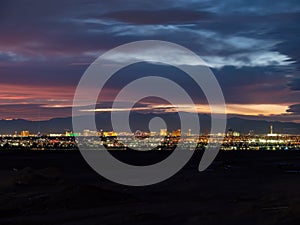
xmin=20 ymin=131 xmax=30 ymax=137
xmin=171 ymin=129 xmax=181 ymax=137
xmin=267 ymin=123 xmax=278 ymax=137
xmin=160 ymin=129 xmax=168 ymax=137
xmin=270 ymin=123 xmax=273 ymax=134
xmin=103 ymin=131 xmax=117 ymax=137
xmin=248 ymin=130 xmax=255 ymax=137
xmin=227 ymin=128 xmax=233 ymax=137
xmin=233 ymin=131 xmax=240 ymax=137
xmin=83 ymin=129 xmax=98 ymax=136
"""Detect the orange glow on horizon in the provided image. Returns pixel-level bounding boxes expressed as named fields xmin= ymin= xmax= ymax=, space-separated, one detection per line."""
xmin=0 ymin=83 xmax=294 ymax=121
xmin=81 ymin=103 xmax=289 ymax=116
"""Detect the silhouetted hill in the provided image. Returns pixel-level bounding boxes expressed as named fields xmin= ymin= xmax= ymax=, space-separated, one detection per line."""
xmin=0 ymin=113 xmax=299 ymax=135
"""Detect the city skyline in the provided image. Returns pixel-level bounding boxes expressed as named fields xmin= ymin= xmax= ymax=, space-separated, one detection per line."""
xmin=2 ymin=2 xmax=300 ymax=223
xmin=2 ymin=125 xmax=300 ymax=151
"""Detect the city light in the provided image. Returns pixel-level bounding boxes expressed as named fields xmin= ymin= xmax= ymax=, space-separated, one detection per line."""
xmin=1 ymin=124 xmax=300 ymax=151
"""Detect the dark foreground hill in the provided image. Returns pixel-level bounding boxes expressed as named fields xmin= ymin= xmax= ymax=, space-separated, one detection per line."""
xmin=0 ymin=150 xmax=300 ymax=225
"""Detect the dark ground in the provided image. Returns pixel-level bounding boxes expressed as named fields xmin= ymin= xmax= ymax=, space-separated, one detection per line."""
xmin=1 ymin=150 xmax=300 ymax=225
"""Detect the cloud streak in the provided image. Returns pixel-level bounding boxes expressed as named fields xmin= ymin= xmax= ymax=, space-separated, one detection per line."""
xmin=0 ymin=0 xmax=299 ymax=121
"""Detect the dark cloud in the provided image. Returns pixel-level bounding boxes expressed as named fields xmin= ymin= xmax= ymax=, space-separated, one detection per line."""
xmin=213 ymin=66 xmax=300 ymax=104
xmin=288 ymin=77 xmax=300 ymax=91
xmin=0 ymin=62 xmax=85 ymax=87
xmin=287 ymin=104 xmax=300 ymax=115
xmin=0 ymin=0 xmax=299 ymax=121
xmin=100 ymin=9 xmax=212 ymax=25
xmin=0 ymin=104 xmax=71 ymax=120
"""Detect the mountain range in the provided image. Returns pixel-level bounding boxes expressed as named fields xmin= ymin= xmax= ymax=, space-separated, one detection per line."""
xmin=0 ymin=112 xmax=299 ymax=135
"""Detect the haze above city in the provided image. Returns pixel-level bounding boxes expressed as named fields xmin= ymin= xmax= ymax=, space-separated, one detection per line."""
xmin=0 ymin=0 xmax=299 ymax=122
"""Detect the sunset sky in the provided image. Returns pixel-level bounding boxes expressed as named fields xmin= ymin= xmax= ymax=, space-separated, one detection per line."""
xmin=0 ymin=0 xmax=300 ymax=122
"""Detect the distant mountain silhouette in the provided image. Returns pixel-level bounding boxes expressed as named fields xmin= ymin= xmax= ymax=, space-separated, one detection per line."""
xmin=0 ymin=112 xmax=299 ymax=135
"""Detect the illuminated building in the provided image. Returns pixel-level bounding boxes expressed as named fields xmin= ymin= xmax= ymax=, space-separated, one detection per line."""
xmin=267 ymin=123 xmax=279 ymax=137
xmin=233 ymin=131 xmax=240 ymax=137
xmin=150 ymin=131 xmax=156 ymax=136
xmin=66 ymin=131 xmax=79 ymax=137
xmin=227 ymin=128 xmax=233 ymax=137
xmin=160 ymin=129 xmax=168 ymax=137
xmin=134 ymin=130 xmax=150 ymax=139
xmin=49 ymin=133 xmax=63 ymax=137
xmin=248 ymin=130 xmax=255 ymax=137
xmin=83 ymin=129 xmax=98 ymax=137
xmin=103 ymin=131 xmax=117 ymax=137
xmin=171 ymin=129 xmax=181 ymax=137
xmin=20 ymin=131 xmax=30 ymax=137
xmin=270 ymin=123 xmax=273 ymax=134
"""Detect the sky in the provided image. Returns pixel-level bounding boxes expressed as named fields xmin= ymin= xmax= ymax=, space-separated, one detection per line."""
xmin=0 ymin=0 xmax=300 ymax=122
